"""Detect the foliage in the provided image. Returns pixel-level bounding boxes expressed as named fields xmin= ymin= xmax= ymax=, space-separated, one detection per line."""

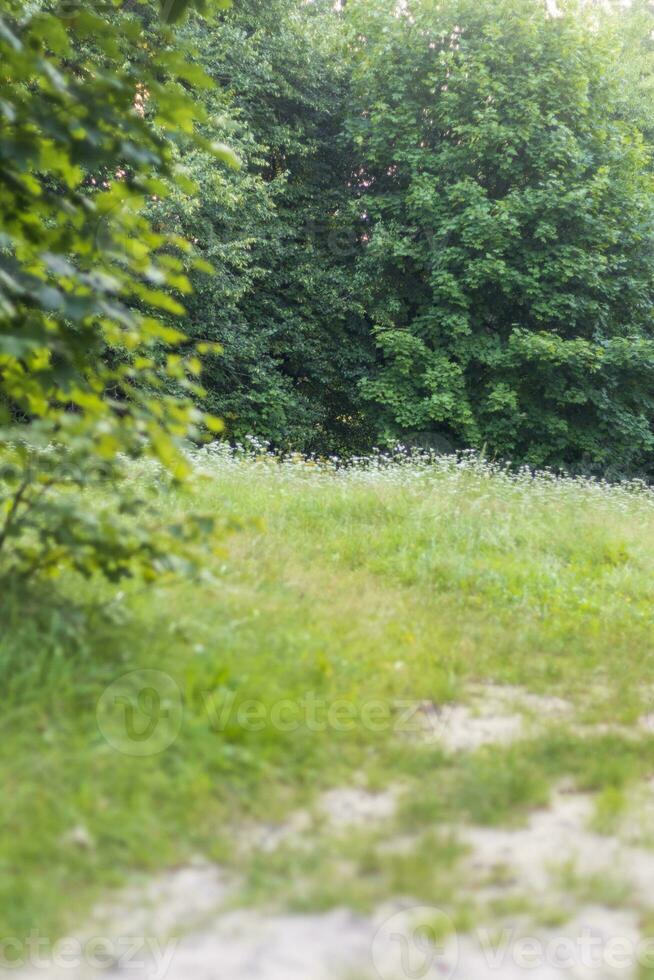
xmin=150 ymin=0 xmax=376 ymax=454
xmin=147 ymin=0 xmax=654 ymax=474
xmin=345 ymin=0 xmax=654 ymax=476
xmin=0 ymin=0 xmax=230 ymax=580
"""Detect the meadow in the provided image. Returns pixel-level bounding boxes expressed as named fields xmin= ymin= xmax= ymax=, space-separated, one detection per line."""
xmin=3 ymin=448 xmax=654 ymax=968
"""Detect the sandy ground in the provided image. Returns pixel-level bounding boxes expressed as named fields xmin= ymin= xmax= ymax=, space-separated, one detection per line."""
xmin=13 ymin=685 xmax=654 ymax=980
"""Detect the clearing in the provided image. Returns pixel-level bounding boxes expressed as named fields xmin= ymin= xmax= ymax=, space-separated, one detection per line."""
xmin=3 ymin=449 xmax=654 ymax=979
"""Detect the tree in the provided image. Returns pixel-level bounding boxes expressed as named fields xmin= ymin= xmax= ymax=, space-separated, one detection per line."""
xmin=347 ymin=0 xmax=654 ymax=476
xmin=153 ymin=0 xmax=375 ymax=454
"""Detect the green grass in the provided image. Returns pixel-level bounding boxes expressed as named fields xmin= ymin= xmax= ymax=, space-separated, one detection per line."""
xmin=2 ymin=449 xmax=654 ymax=940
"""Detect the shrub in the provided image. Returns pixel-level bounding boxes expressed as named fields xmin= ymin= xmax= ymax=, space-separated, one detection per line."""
xmin=0 ymin=0 xmax=232 ymax=581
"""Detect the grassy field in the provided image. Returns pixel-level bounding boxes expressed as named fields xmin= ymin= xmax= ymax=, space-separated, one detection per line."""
xmin=3 ymin=448 xmax=654 ymax=959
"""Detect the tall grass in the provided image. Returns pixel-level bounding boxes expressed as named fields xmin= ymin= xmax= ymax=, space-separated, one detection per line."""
xmin=2 ymin=448 xmax=653 ymax=940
